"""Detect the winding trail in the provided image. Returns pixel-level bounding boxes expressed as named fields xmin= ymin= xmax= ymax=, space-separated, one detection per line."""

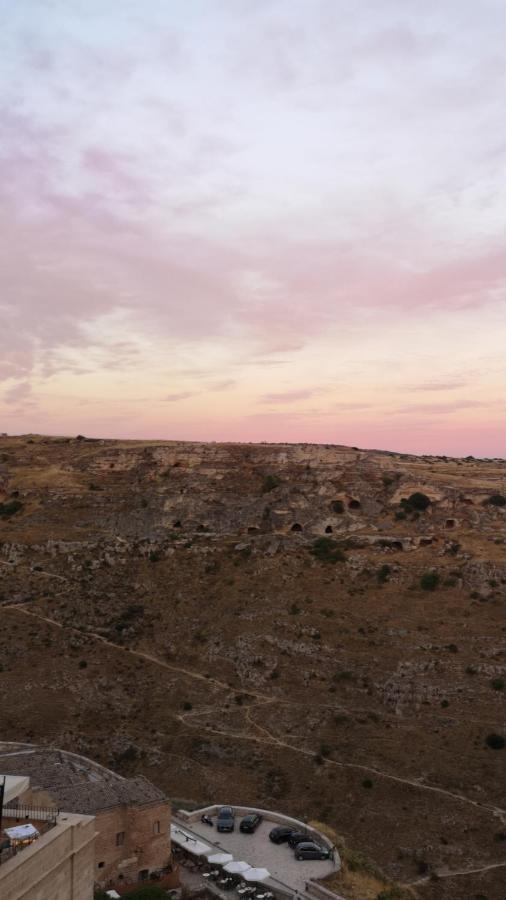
xmin=411 ymin=858 xmax=506 ymax=885
xmin=4 ymin=602 xmax=506 ymax=830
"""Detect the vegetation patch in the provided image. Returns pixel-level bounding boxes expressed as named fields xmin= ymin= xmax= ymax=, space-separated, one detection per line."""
xmin=0 ymin=499 xmax=23 ymax=517
xmin=400 ymin=492 xmax=431 ymax=512
xmin=487 ymin=493 xmax=506 ymax=507
xmin=262 ymin=474 xmax=281 ymax=493
xmin=310 ymin=536 xmax=346 ymax=563
xmin=485 ymin=733 xmax=505 ymax=749
xmin=420 ymin=572 xmax=439 ymax=591
xmin=377 ymin=564 xmax=391 ymax=584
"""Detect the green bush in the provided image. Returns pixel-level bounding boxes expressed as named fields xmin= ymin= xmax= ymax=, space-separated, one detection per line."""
xmin=485 ymin=733 xmax=505 ymax=750
xmin=310 ymin=537 xmax=346 ymax=564
xmin=262 ymin=474 xmax=281 ymax=493
xmin=0 ymin=499 xmax=23 ymax=518
xmin=362 ymin=778 xmax=373 ymax=789
xmin=377 ymin=564 xmax=391 ymax=584
xmin=488 ymin=493 xmax=506 ymax=507
xmin=420 ymin=572 xmax=439 ymax=591
xmin=401 ymin=492 xmax=431 ymax=512
xmin=331 ymin=500 xmax=344 ymax=513
xmin=491 ymin=678 xmax=504 ymax=691
xmin=121 ymin=888 xmax=170 ymax=900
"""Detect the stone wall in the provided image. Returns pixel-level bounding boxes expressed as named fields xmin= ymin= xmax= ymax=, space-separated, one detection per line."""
xmin=94 ymin=800 xmax=171 ymax=888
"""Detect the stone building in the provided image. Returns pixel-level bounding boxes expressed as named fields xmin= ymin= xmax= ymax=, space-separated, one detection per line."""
xmin=0 ymin=744 xmax=171 ymax=890
xmin=54 ymin=775 xmax=172 ymax=888
xmin=0 ymin=781 xmax=95 ymax=900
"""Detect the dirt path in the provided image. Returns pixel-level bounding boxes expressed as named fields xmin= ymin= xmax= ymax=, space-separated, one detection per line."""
xmin=5 ymin=603 xmax=506 ymax=828
xmin=412 ymin=858 xmax=506 ymax=884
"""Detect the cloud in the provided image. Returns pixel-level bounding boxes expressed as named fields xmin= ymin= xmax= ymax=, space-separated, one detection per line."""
xmin=394 ymin=401 xmax=489 ymax=416
xmin=3 ymin=381 xmax=33 ymax=405
xmin=163 ymin=392 xmax=196 ymax=402
xmin=260 ymin=388 xmax=319 ymax=404
xmin=408 ymin=380 xmax=467 ymax=392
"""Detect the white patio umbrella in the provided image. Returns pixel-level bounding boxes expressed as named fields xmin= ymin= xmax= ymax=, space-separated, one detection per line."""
xmin=223 ymin=861 xmax=251 ymax=874
xmin=207 ymin=852 xmax=234 ymax=865
xmin=243 ymin=868 xmax=270 ymax=882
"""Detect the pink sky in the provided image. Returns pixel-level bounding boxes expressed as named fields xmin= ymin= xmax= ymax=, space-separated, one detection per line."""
xmin=1 ymin=0 xmax=505 ymax=456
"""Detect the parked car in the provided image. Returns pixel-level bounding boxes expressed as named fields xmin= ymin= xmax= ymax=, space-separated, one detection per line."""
xmin=295 ymin=842 xmax=331 ymax=860
xmin=287 ymin=831 xmax=310 ymax=848
xmin=217 ymin=806 xmax=235 ymax=832
xmin=240 ymin=813 xmax=263 ymax=833
xmin=269 ymin=826 xmax=296 ymax=844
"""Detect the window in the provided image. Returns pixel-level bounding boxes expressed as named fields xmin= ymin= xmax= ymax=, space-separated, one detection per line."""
xmin=116 ymin=832 xmax=125 ymax=847
xmin=153 ymin=820 xmax=160 ymax=834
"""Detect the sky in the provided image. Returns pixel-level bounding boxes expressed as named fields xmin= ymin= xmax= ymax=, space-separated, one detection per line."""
xmin=1 ymin=0 xmax=505 ymax=456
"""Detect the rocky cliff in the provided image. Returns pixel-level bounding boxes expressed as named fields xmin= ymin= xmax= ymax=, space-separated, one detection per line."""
xmin=0 ymin=435 xmax=505 ymax=899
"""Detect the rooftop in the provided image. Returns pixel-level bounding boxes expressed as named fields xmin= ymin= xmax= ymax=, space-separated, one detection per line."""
xmin=0 ymin=744 xmax=167 ymax=814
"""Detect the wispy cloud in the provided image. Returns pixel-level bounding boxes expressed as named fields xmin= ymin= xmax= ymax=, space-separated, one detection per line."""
xmin=163 ymin=392 xmax=196 ymax=402
xmin=260 ymin=389 xmax=319 ymax=404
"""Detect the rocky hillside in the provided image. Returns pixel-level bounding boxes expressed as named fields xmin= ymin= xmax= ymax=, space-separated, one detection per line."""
xmin=0 ymin=435 xmax=505 ymax=899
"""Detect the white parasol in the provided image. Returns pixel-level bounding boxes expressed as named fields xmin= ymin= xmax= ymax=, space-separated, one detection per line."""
xmin=207 ymin=852 xmax=234 ymax=865
xmin=242 ymin=867 xmax=271 ymax=882
xmin=223 ymin=861 xmax=251 ymax=874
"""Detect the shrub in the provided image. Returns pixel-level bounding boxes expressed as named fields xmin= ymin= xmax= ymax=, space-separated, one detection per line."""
xmin=401 ymin=492 xmax=431 ymax=512
xmin=394 ymin=510 xmax=406 ymax=521
xmin=491 ymin=678 xmax=504 ymax=691
xmin=331 ymin=500 xmax=344 ymax=513
xmin=289 ymin=602 xmax=301 ymax=615
xmin=377 ymin=564 xmax=391 ymax=584
xmin=487 ymin=494 xmax=506 ymax=507
xmin=310 ymin=537 xmax=346 ymax=564
xmin=362 ymin=778 xmax=373 ymax=789
xmin=121 ymin=888 xmax=170 ymax=900
xmin=149 ymin=550 xmax=161 ymax=563
xmin=0 ymin=499 xmax=23 ymax=518
xmin=420 ymin=572 xmax=439 ymax=591
xmin=182 ymin=701 xmax=192 ymax=711
xmin=78 ymin=660 xmax=87 ymax=669
xmin=485 ymin=733 xmax=505 ymax=750
xmin=262 ymin=474 xmax=281 ymax=493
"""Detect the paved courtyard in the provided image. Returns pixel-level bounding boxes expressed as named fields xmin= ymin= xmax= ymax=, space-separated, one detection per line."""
xmin=174 ymin=813 xmax=337 ymax=896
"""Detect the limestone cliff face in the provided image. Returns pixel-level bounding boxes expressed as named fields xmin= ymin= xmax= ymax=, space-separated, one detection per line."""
xmin=1 ymin=435 xmax=505 ymax=546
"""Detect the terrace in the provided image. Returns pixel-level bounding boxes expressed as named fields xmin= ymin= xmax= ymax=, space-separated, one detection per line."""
xmin=173 ymin=805 xmax=341 ymax=900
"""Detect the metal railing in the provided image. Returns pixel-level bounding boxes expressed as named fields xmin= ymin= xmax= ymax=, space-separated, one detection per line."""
xmin=2 ymin=804 xmax=59 ymax=823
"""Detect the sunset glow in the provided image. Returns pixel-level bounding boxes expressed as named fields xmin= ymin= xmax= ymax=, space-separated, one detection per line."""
xmin=1 ymin=1 xmax=505 ymax=455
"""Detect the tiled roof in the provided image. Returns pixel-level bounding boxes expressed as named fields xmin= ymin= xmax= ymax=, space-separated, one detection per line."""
xmin=49 ymin=775 xmax=167 ymax=814
xmin=0 ymin=746 xmax=167 ymax=814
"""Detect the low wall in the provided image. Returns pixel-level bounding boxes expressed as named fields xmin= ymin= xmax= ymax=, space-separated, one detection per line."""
xmin=305 ymin=881 xmax=346 ymax=900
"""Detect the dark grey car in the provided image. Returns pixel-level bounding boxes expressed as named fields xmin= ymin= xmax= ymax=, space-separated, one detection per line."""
xmin=294 ymin=842 xmax=331 ymax=860
xmin=217 ymin=806 xmax=235 ymax=832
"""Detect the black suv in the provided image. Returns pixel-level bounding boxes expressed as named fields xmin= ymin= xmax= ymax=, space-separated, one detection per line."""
xmin=287 ymin=831 xmax=310 ymax=848
xmin=269 ymin=826 xmax=296 ymax=844
xmin=217 ymin=806 xmax=235 ymax=832
xmin=295 ymin=842 xmax=331 ymax=860
xmin=240 ymin=813 xmax=263 ymax=833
